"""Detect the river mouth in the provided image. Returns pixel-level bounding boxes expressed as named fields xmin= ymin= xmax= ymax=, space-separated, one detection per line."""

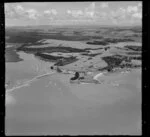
xmin=5 ymin=51 xmax=54 ymax=91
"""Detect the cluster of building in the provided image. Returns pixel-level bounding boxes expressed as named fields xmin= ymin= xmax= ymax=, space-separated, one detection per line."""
xmin=50 ymin=66 xmax=100 ymax=84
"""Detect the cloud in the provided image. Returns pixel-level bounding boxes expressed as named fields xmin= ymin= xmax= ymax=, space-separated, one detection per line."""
xmin=100 ymin=2 xmax=109 ymax=8
xmin=109 ymin=4 xmax=142 ymax=25
xmin=43 ymin=9 xmax=57 ymax=21
xmin=44 ymin=9 xmax=57 ymax=16
xmin=109 ymin=7 xmax=126 ymax=23
xmin=5 ymin=4 xmax=15 ymax=18
xmin=137 ymin=2 xmax=142 ymax=8
xmin=127 ymin=5 xmax=142 ymax=20
xmin=51 ymin=9 xmax=57 ymax=15
xmin=85 ymin=11 xmax=95 ymax=18
xmin=26 ymin=9 xmax=40 ymax=19
xmin=67 ymin=2 xmax=96 ymax=19
xmin=5 ymin=2 xmax=142 ymax=26
xmin=67 ymin=9 xmax=83 ymax=18
xmin=86 ymin=2 xmax=95 ymax=11
xmin=132 ymin=12 xmax=142 ymax=19
xmin=5 ymin=4 xmax=40 ymax=20
xmin=127 ymin=5 xmax=138 ymax=13
xmin=14 ymin=5 xmax=25 ymax=14
xmin=66 ymin=2 xmax=109 ymax=20
xmin=84 ymin=2 xmax=96 ymax=18
xmin=67 ymin=10 xmax=71 ymax=14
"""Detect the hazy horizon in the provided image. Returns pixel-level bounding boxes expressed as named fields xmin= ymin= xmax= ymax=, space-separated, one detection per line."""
xmin=5 ymin=24 xmax=142 ymax=28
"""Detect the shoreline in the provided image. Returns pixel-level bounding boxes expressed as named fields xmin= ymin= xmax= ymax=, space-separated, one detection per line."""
xmin=93 ymin=72 xmax=104 ymax=80
xmin=6 ymin=65 xmax=141 ymax=93
xmin=6 ymin=72 xmax=56 ymax=93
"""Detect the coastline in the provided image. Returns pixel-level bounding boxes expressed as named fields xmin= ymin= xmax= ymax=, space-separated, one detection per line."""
xmin=93 ymin=72 xmax=104 ymax=80
xmin=6 ymin=72 xmax=56 ymax=93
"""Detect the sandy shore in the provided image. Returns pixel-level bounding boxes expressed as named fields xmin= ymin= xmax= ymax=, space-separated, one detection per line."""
xmin=93 ymin=72 xmax=104 ymax=80
xmin=6 ymin=72 xmax=56 ymax=93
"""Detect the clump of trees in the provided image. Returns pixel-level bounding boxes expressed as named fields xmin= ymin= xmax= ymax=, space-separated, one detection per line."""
xmin=34 ymin=52 xmax=65 ymax=62
xmin=86 ymin=38 xmax=135 ymax=46
xmin=81 ymin=53 xmax=101 ymax=57
xmin=54 ymin=56 xmax=78 ymax=66
xmin=102 ymin=55 xmax=126 ymax=68
xmin=103 ymin=38 xmax=134 ymax=43
xmin=34 ymin=52 xmax=78 ymax=66
xmin=86 ymin=41 xmax=108 ymax=45
xmin=17 ymin=46 xmax=87 ymax=53
xmin=98 ymin=54 xmax=141 ymax=72
xmin=126 ymin=52 xmax=141 ymax=55
xmin=124 ymin=45 xmax=141 ymax=51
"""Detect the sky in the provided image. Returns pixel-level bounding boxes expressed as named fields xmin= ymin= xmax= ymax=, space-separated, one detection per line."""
xmin=5 ymin=2 xmax=142 ymax=26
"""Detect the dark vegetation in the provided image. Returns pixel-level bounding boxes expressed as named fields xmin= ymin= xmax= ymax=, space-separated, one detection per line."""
xmin=6 ymin=29 xmax=104 ymax=44
xmin=54 ymin=56 xmax=78 ymax=66
xmin=81 ymin=53 xmax=101 ymax=57
xmin=129 ymin=56 xmax=141 ymax=60
xmin=86 ymin=38 xmax=134 ymax=45
xmin=35 ymin=52 xmax=66 ymax=62
xmin=26 ymin=41 xmax=50 ymax=46
xmin=124 ymin=45 xmax=141 ymax=51
xmin=5 ymin=31 xmax=42 ymax=43
xmin=98 ymin=54 xmax=141 ymax=71
xmin=88 ymin=65 xmax=93 ymax=68
xmin=84 ymin=47 xmax=103 ymax=50
xmin=112 ymin=26 xmax=141 ymax=33
xmin=16 ymin=46 xmax=88 ymax=53
xmin=115 ymin=46 xmax=141 ymax=55
xmin=34 ymin=52 xmax=78 ymax=66
xmin=6 ymin=26 xmax=141 ymax=45
xmin=103 ymin=38 xmax=134 ymax=43
xmin=87 ymin=41 xmax=108 ymax=45
xmin=102 ymin=55 xmax=126 ymax=68
xmin=88 ymin=57 xmax=93 ymax=60
xmin=104 ymin=47 xmax=110 ymax=50
xmin=115 ymin=45 xmax=141 ymax=56
xmin=126 ymin=52 xmax=141 ymax=55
